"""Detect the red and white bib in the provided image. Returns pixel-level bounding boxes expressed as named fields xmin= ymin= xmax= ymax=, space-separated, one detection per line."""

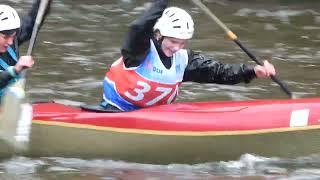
xmin=103 ymin=40 xmax=188 ymax=111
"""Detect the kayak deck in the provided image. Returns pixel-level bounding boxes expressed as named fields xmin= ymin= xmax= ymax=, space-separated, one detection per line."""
xmin=32 ymin=98 xmax=320 ymax=132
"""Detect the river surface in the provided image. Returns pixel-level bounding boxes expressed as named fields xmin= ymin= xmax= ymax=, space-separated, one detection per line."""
xmin=2 ymin=0 xmax=320 ymax=179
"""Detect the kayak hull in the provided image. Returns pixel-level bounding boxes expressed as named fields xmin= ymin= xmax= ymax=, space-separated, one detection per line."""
xmin=27 ymin=122 xmax=320 ymax=164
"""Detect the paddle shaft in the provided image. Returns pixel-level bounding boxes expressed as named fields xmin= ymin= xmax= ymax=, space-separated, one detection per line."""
xmin=20 ymin=0 xmax=49 ymax=78
xmin=190 ymin=0 xmax=293 ymax=98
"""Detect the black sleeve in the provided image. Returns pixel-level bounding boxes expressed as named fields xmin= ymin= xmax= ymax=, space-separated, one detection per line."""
xmin=183 ymin=50 xmax=257 ymax=84
xmin=16 ymin=0 xmax=52 ymax=46
xmin=121 ymin=0 xmax=168 ymax=68
xmin=0 ymin=72 xmax=14 ymax=89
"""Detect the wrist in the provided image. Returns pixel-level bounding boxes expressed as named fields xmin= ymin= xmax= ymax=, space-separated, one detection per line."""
xmin=8 ymin=66 xmax=18 ymax=77
xmin=14 ymin=65 xmax=22 ymax=74
xmin=250 ymin=65 xmax=258 ymax=78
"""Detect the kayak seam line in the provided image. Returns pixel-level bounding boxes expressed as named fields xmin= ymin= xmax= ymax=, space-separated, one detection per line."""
xmin=32 ymin=120 xmax=320 ymax=136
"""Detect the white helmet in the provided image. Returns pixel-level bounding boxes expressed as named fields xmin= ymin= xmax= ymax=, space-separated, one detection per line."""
xmin=154 ymin=7 xmax=194 ymax=40
xmin=0 ymin=5 xmax=21 ymax=32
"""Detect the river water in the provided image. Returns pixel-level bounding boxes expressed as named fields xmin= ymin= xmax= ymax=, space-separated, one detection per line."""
xmin=2 ymin=0 xmax=320 ymax=179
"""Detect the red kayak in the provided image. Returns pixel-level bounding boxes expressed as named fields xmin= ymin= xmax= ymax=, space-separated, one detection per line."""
xmin=33 ymin=98 xmax=320 ymax=132
xmin=26 ymin=97 xmax=320 ymax=163
xmin=10 ymin=98 xmax=320 ymax=164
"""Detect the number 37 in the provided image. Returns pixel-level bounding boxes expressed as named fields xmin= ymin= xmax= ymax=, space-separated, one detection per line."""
xmin=124 ymin=81 xmax=177 ymax=106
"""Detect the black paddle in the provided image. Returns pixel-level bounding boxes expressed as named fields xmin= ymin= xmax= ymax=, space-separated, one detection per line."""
xmin=190 ymin=0 xmax=295 ymax=99
xmin=0 ymin=0 xmax=50 ymax=152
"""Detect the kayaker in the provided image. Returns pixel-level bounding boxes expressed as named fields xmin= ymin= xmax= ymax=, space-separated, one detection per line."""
xmin=0 ymin=1 xmax=52 ymax=99
xmin=102 ymin=0 xmax=276 ymax=111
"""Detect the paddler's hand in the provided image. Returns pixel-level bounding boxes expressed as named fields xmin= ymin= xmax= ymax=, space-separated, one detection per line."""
xmin=254 ymin=60 xmax=276 ymax=78
xmin=14 ymin=56 xmax=35 ymax=73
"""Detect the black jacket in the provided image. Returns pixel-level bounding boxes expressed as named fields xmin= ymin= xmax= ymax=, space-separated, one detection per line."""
xmin=0 ymin=70 xmax=15 ymax=89
xmin=121 ymin=0 xmax=256 ymax=85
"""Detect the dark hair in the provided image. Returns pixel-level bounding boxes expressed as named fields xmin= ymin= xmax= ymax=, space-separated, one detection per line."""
xmin=0 ymin=28 xmax=18 ymax=36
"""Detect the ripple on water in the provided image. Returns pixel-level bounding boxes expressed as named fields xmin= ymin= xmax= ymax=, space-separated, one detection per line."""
xmin=264 ymin=23 xmax=278 ymax=31
xmin=234 ymin=8 xmax=319 ymax=24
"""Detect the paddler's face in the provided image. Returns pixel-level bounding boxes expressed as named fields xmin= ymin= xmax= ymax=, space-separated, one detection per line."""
xmin=161 ymin=37 xmax=187 ymax=57
xmin=0 ymin=32 xmax=16 ymax=53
